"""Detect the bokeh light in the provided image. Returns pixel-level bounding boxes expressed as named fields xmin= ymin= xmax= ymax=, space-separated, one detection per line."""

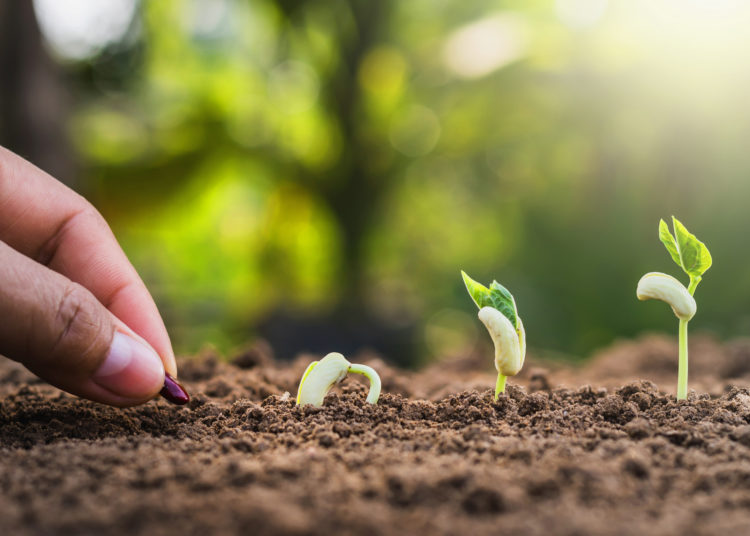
xmin=11 ymin=0 xmax=750 ymax=362
xmin=33 ymin=0 xmax=137 ymax=60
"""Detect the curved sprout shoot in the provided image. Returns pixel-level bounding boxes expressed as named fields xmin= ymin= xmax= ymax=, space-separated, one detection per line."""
xmin=348 ymin=364 xmax=382 ymax=404
xmin=296 ymin=353 xmax=382 ymax=407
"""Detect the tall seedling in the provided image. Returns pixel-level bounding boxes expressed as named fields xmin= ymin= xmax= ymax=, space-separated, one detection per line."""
xmin=637 ymin=217 xmax=712 ymax=400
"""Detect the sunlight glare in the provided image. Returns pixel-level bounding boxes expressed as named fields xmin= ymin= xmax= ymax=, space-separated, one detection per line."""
xmin=33 ymin=0 xmax=137 ymax=60
xmin=443 ymin=14 xmax=527 ymax=79
xmin=556 ymin=0 xmax=608 ymax=30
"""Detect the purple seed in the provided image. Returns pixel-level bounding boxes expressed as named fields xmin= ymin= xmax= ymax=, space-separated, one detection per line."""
xmin=160 ymin=373 xmax=190 ymax=405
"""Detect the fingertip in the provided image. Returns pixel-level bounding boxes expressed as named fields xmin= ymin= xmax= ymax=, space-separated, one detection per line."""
xmin=162 ymin=348 xmax=178 ymax=379
xmin=109 ymin=291 xmax=177 ymax=377
xmin=111 ymin=317 xmax=176 ymax=376
xmin=91 ymin=331 xmax=165 ymax=401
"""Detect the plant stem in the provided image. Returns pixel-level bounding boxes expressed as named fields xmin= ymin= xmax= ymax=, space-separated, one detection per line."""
xmin=495 ymin=373 xmax=507 ymax=400
xmin=347 ymin=364 xmax=382 ymax=404
xmin=677 ymin=318 xmax=688 ymax=400
xmin=677 ymin=276 xmax=700 ymax=401
xmin=687 ymin=276 xmax=700 ymax=296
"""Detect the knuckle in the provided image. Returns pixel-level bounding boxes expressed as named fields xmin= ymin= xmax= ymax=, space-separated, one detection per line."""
xmin=35 ymin=202 xmax=109 ymax=266
xmin=50 ymin=282 xmax=108 ymax=370
xmin=0 ymin=147 xmax=13 ymax=182
xmin=54 ymin=283 xmax=93 ymax=345
xmin=78 ymin=202 xmax=106 ymax=226
xmin=0 ymin=152 xmax=7 ymax=184
xmin=0 ymin=152 xmax=19 ymax=202
xmin=74 ymin=204 xmax=111 ymax=241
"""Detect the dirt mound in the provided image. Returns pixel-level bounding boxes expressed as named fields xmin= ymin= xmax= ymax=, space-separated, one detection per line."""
xmin=576 ymin=333 xmax=750 ymax=394
xmin=2 ymin=337 xmax=750 ymax=535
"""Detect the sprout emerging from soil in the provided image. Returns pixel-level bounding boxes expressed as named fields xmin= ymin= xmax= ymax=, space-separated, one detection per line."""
xmin=461 ymin=271 xmax=526 ymax=399
xmin=296 ymin=352 xmax=381 ymax=407
xmin=637 ymin=217 xmax=712 ymax=400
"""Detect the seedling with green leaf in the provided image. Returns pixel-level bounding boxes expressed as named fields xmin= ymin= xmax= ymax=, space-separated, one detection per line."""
xmin=296 ymin=352 xmax=381 ymax=407
xmin=636 ymin=217 xmax=712 ymax=400
xmin=461 ymin=271 xmax=526 ymax=399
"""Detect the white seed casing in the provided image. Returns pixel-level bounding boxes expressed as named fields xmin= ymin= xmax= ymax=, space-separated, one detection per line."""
xmin=637 ymin=272 xmax=696 ymax=321
xmin=478 ymin=306 xmax=526 ymax=376
xmin=517 ymin=317 xmax=526 ymax=370
xmin=296 ymin=352 xmax=350 ymax=407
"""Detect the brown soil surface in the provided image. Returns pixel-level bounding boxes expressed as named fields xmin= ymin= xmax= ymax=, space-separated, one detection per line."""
xmin=3 ymin=334 xmax=750 ymax=535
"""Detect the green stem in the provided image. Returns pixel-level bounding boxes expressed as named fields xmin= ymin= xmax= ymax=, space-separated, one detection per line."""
xmin=677 ymin=276 xmax=700 ymax=401
xmin=687 ymin=276 xmax=700 ymax=296
xmin=347 ymin=364 xmax=381 ymax=404
xmin=677 ymin=318 xmax=688 ymax=400
xmin=495 ymin=373 xmax=507 ymax=400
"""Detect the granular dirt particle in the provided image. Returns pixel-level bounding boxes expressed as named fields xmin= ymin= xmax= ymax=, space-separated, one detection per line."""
xmin=2 ymin=336 xmax=750 ymax=535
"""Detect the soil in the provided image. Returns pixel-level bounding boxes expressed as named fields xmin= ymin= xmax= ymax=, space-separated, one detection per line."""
xmin=3 ymin=333 xmax=750 ymax=536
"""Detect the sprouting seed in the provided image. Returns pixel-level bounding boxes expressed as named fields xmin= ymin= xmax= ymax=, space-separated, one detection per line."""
xmin=461 ymin=271 xmax=526 ymax=399
xmin=636 ymin=216 xmax=712 ymax=400
xmin=296 ymin=352 xmax=381 ymax=407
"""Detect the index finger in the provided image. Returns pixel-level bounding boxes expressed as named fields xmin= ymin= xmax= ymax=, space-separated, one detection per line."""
xmin=0 ymin=146 xmax=177 ymax=377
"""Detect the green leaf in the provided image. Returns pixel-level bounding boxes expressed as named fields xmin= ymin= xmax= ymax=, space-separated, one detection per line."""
xmin=671 ymin=216 xmax=712 ymax=278
xmin=489 ymin=280 xmax=519 ymax=328
xmin=659 ymin=219 xmax=682 ymax=269
xmin=461 ymin=270 xmax=489 ymax=308
xmin=461 ymin=271 xmax=519 ymax=328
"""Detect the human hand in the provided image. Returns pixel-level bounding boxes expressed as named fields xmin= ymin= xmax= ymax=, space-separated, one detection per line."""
xmin=0 ymin=146 xmax=178 ymax=406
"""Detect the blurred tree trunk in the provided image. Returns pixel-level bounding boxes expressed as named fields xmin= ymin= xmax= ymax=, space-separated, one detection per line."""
xmin=320 ymin=0 xmax=390 ymax=314
xmin=260 ymin=0 xmax=418 ymax=362
xmin=0 ymin=0 xmax=75 ymax=186
xmin=278 ymin=0 xmax=392 ymax=312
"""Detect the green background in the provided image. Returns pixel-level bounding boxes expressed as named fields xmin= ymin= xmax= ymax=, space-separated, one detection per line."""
xmin=4 ymin=0 xmax=750 ymax=364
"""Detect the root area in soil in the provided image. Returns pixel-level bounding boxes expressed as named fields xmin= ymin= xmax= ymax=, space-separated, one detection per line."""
xmin=3 ymin=334 xmax=750 ymax=535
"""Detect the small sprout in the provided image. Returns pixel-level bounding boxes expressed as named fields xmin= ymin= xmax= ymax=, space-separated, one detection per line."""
xmin=296 ymin=352 xmax=381 ymax=407
xmin=462 ymin=270 xmax=526 ymax=399
xmin=637 ymin=216 xmax=712 ymax=400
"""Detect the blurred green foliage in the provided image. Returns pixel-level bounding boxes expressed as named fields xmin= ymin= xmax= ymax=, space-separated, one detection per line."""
xmin=31 ymin=0 xmax=750 ymax=361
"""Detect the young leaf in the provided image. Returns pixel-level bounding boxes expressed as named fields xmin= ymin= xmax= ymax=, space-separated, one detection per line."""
xmin=672 ymin=216 xmax=712 ymax=278
xmin=461 ymin=271 xmax=519 ymax=328
xmin=489 ymin=280 xmax=519 ymax=329
xmin=659 ymin=219 xmax=682 ymax=269
xmin=462 ymin=270 xmax=490 ymax=309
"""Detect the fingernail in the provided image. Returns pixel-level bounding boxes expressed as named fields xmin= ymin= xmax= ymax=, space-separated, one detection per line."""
xmin=93 ymin=331 xmax=165 ymax=399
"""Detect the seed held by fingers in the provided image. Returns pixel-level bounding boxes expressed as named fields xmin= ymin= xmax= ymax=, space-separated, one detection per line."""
xmin=160 ymin=373 xmax=190 ymax=405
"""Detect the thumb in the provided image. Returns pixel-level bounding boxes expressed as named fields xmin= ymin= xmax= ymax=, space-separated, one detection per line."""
xmin=0 ymin=241 xmax=165 ymax=406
